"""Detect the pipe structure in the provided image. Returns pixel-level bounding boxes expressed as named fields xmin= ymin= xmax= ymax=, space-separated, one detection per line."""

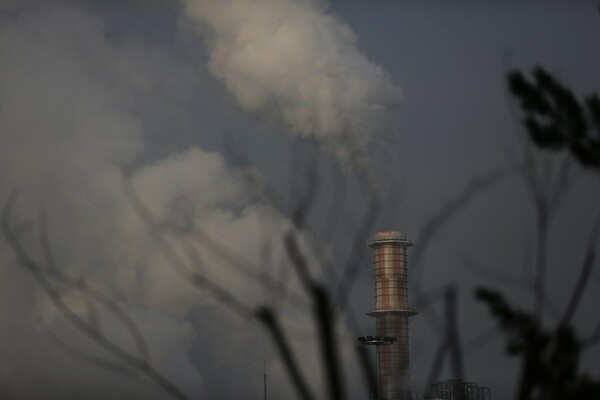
xmin=367 ymin=231 xmax=416 ymax=400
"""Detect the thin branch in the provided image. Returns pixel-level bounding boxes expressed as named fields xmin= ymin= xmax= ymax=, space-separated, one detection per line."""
xmin=36 ymin=313 xmax=138 ymax=377
xmin=342 ymin=310 xmax=378 ymax=400
xmin=582 ymin=319 xmax=600 ymax=348
xmin=426 ymin=338 xmax=447 ymax=392
xmin=257 ymin=307 xmax=315 ymax=400
xmin=125 ymin=172 xmax=340 ymax=400
xmin=186 ymin=247 xmax=254 ymax=319
xmin=462 ymin=326 xmax=501 ymax=355
xmin=285 ymin=231 xmax=345 ymax=400
xmin=445 ymin=286 xmax=465 ymax=381
xmin=461 ymin=255 xmax=531 ymax=290
xmin=411 ymin=166 xmax=514 ymax=280
xmin=290 ymin=141 xmax=319 ymax=228
xmin=127 ymin=165 xmax=309 ymax=311
xmin=1 ymin=192 xmax=192 ymax=400
xmin=561 ymin=211 xmax=600 ymax=325
xmin=548 ymin=155 xmax=575 ymax=216
xmin=38 ymin=211 xmax=151 ymax=364
xmin=401 ymin=167 xmax=515 ymax=342
xmin=182 ymin=225 xmax=308 ymax=310
xmin=533 ymin=201 xmax=549 ymax=322
xmin=335 ymin=168 xmax=381 ymax=311
xmin=462 ymin=253 xmax=561 ymax=320
xmin=319 ymin=160 xmax=348 ymax=244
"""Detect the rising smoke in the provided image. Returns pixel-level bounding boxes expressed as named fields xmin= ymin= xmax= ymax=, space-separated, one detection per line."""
xmin=0 ymin=0 xmax=400 ymax=398
xmin=182 ymin=0 xmax=402 ymax=166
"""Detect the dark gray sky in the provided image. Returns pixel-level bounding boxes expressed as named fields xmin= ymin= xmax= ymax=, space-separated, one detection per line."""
xmin=0 ymin=1 xmax=599 ymax=399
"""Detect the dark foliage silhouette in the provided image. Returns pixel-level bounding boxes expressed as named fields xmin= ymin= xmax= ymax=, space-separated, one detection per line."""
xmin=473 ymin=67 xmax=600 ymax=400
xmin=477 ymin=289 xmax=600 ymax=400
xmin=509 ymin=67 xmax=600 ymax=169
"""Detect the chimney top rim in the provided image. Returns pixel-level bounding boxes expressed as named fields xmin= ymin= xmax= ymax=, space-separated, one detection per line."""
xmin=368 ymin=231 xmax=412 ymax=247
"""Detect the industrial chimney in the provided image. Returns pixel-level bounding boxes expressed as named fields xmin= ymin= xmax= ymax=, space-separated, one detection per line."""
xmin=364 ymin=231 xmax=417 ymax=400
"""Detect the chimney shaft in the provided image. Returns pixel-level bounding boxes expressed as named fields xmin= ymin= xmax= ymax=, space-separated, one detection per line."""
xmin=367 ymin=231 xmax=416 ymax=400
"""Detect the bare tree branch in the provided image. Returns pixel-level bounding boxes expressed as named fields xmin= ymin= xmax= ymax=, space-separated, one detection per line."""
xmin=561 ymin=211 xmax=600 ymax=325
xmin=285 ymin=230 xmax=345 ymax=400
xmin=1 ymin=191 xmax=192 ymax=400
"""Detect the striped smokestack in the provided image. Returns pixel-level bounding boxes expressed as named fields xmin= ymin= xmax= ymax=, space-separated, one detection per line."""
xmin=367 ymin=231 xmax=416 ymax=400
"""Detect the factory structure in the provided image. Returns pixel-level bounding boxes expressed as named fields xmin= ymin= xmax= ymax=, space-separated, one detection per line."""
xmin=428 ymin=379 xmax=490 ymax=400
xmin=359 ymin=231 xmax=491 ymax=400
xmin=358 ymin=231 xmax=417 ymax=400
xmin=259 ymin=230 xmax=490 ymax=399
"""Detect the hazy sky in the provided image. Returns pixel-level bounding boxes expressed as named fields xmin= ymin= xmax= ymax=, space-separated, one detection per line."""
xmin=1 ymin=1 xmax=599 ymax=399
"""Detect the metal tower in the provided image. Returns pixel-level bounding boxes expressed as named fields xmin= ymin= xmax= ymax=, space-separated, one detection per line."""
xmin=366 ymin=231 xmax=417 ymax=400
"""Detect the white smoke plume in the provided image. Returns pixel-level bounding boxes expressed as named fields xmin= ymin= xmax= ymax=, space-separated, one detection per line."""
xmin=0 ymin=3 xmax=204 ymax=398
xmin=182 ymin=0 xmax=402 ymax=165
xmin=0 ymin=0 xmax=387 ymax=398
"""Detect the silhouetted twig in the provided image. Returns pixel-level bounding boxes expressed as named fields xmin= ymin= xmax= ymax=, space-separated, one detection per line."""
xmin=1 ymin=191 xmax=192 ymax=400
xmin=561 ymin=211 xmax=600 ymax=325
